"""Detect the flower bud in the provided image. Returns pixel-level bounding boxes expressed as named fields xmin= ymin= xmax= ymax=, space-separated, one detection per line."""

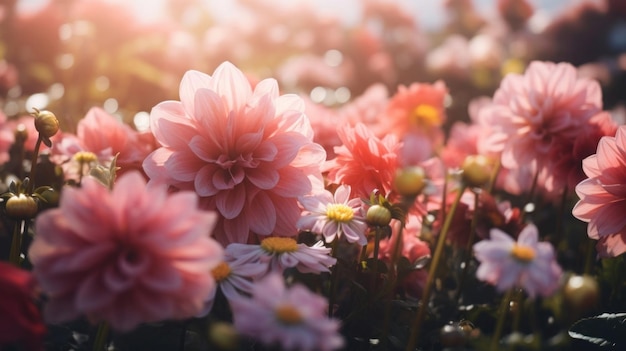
xmin=5 ymin=194 xmax=38 ymax=219
xmin=366 ymin=204 xmax=392 ymax=227
xmin=34 ymin=110 xmax=59 ymax=138
xmin=38 ymin=187 xmax=60 ymax=208
xmin=461 ymin=155 xmax=492 ymax=188
xmin=208 ymin=322 xmax=239 ymax=351
xmin=563 ymin=274 xmax=599 ymax=315
xmin=394 ymin=166 xmax=426 ymax=197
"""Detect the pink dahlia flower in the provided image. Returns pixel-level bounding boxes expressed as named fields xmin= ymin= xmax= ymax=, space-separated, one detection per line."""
xmin=231 ymin=273 xmax=344 ymax=351
xmin=324 ymin=123 xmax=400 ymax=199
xmin=51 ymin=107 xmax=153 ymax=180
xmin=381 ymin=81 xmax=448 ymax=138
xmin=573 ymin=125 xmax=626 ymax=257
xmin=473 ymin=224 xmax=562 ymax=298
xmin=143 ymin=61 xmax=326 ymax=245
xmin=28 ymin=171 xmax=223 ymax=331
xmin=298 ymin=184 xmax=368 ymax=245
xmin=484 ymin=61 xmax=602 ymax=170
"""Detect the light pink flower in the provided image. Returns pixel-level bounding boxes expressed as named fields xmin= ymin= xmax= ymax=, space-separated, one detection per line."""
xmin=484 ymin=61 xmax=603 ymax=170
xmin=0 ymin=110 xmax=14 ymax=164
xmin=324 ymin=123 xmax=400 ymax=199
xmin=51 ymin=107 xmax=153 ymax=180
xmin=573 ymin=125 xmax=626 ymax=257
xmin=227 ymin=237 xmax=336 ymax=274
xmin=473 ymin=224 xmax=562 ymax=298
xmin=198 ymin=244 xmax=267 ymax=316
xmin=546 ymin=111 xmax=617 ymax=193
xmin=298 ymin=185 xmax=368 ymax=245
xmin=231 ymin=273 xmax=344 ymax=351
xmin=28 ymin=171 xmax=223 ymax=331
xmin=143 ymin=62 xmax=326 ymax=245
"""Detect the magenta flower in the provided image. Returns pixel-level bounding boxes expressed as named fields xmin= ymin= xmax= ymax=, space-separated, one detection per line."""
xmin=226 ymin=237 xmax=336 ymax=274
xmin=298 ymin=184 xmax=368 ymax=245
xmin=473 ymin=224 xmax=562 ymax=298
xmin=28 ymin=171 xmax=224 ymax=331
xmin=484 ymin=61 xmax=602 ymax=170
xmin=573 ymin=125 xmax=626 ymax=257
xmin=143 ymin=61 xmax=326 ymax=245
xmin=231 ymin=273 xmax=344 ymax=351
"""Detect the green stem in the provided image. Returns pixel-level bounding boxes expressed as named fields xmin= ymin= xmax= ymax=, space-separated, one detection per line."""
xmin=26 ymin=136 xmax=43 ymax=195
xmin=520 ymin=168 xmax=540 ymax=225
xmin=455 ymin=189 xmax=480 ymax=304
xmin=8 ymin=220 xmax=23 ymax=266
xmin=405 ymin=185 xmax=467 ymax=351
xmin=92 ymin=322 xmax=110 ymax=351
xmin=584 ymin=238 xmax=596 ymax=275
xmin=370 ymin=226 xmax=383 ymax=292
xmin=491 ymin=288 xmax=514 ymax=351
xmin=487 ymin=158 xmax=501 ymax=194
xmin=328 ymin=238 xmax=339 ymax=318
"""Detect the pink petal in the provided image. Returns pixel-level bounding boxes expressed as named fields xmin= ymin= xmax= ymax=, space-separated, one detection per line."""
xmin=75 ymin=272 xmax=115 ymax=311
xmin=195 ymin=164 xmax=220 ymax=196
xmin=215 ymin=185 xmax=246 ymax=219
xmin=164 ymin=151 xmax=203 ymax=182
xmin=150 ymin=102 xmax=195 ymax=148
xmin=211 ymin=61 xmax=252 ymax=112
xmin=247 ymin=192 xmax=277 ymax=235
xmin=180 ymin=70 xmax=213 ymax=117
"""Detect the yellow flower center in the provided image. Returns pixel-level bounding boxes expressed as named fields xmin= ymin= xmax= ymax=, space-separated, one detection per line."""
xmin=260 ymin=237 xmax=298 ymax=254
xmin=211 ymin=262 xmax=231 ymax=282
xmin=275 ymin=304 xmax=303 ymax=325
xmin=73 ymin=151 xmax=98 ymax=164
xmin=511 ymin=244 xmax=536 ymax=262
xmin=410 ymin=104 xmax=441 ymax=128
xmin=326 ymin=203 xmax=354 ymax=223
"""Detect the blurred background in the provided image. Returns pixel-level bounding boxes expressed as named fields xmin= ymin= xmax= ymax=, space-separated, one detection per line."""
xmin=1 ymin=0 xmax=624 ymax=133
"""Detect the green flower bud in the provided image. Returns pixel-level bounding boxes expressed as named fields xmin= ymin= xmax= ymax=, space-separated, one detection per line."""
xmin=394 ymin=166 xmax=426 ymax=197
xmin=366 ymin=204 xmax=392 ymax=227
xmin=461 ymin=155 xmax=492 ymax=188
xmin=34 ymin=109 xmax=60 ymax=138
xmin=5 ymin=194 xmax=38 ymax=219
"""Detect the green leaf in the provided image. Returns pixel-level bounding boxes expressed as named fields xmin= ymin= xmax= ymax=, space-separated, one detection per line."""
xmin=568 ymin=313 xmax=626 ymax=348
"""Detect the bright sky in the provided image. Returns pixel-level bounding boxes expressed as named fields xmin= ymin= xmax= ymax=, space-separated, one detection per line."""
xmin=16 ymin=0 xmax=593 ymax=30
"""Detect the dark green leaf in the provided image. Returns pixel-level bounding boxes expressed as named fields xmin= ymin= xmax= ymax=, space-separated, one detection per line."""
xmin=568 ymin=313 xmax=626 ymax=348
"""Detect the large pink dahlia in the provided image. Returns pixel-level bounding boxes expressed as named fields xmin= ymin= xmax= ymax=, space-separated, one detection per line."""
xmin=573 ymin=125 xmax=626 ymax=257
xmin=143 ymin=62 xmax=326 ymax=245
xmin=28 ymin=171 xmax=223 ymax=331
xmin=484 ymin=61 xmax=602 ymax=170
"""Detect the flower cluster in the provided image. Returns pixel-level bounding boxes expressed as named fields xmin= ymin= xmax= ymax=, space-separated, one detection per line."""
xmin=2 ymin=1 xmax=626 ymax=351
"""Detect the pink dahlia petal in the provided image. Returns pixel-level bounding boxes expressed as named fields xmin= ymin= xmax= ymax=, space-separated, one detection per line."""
xmin=150 ymin=102 xmax=196 ymax=148
xmin=597 ymin=233 xmax=626 ymax=257
xmin=215 ymin=185 xmax=246 ymax=219
xmin=180 ymin=70 xmax=214 ymax=117
xmin=247 ymin=192 xmax=277 ymax=235
xmin=211 ymin=62 xmax=253 ymax=112
xmin=164 ymin=151 xmax=204 ymax=182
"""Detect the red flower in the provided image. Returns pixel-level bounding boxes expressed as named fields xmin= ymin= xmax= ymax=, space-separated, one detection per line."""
xmin=0 ymin=262 xmax=46 ymax=351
